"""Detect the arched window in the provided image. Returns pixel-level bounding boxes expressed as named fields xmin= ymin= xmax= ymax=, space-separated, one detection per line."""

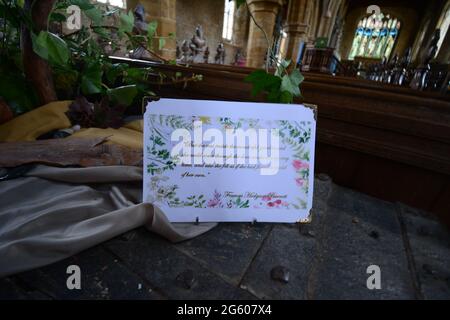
xmin=435 ymin=6 xmax=450 ymax=57
xmin=222 ymin=0 xmax=235 ymax=41
xmin=348 ymin=12 xmax=401 ymax=60
xmin=96 ymin=0 xmax=126 ymax=8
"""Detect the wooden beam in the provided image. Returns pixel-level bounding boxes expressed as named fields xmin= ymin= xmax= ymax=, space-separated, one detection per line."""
xmin=0 ymin=138 xmax=143 ymax=168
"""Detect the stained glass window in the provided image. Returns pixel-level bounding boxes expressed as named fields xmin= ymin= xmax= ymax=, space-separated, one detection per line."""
xmin=348 ymin=12 xmax=401 ymax=60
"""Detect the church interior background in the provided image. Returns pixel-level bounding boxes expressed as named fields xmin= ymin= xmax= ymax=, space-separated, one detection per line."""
xmin=121 ymin=0 xmax=449 ymax=88
xmin=117 ymin=0 xmax=450 ymax=221
xmin=0 ymin=0 xmax=449 ymax=300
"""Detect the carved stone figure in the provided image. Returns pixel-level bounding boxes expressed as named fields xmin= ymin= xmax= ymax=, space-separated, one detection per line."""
xmin=214 ymin=43 xmax=226 ymax=64
xmin=176 ymin=44 xmax=181 ymax=60
xmin=190 ymin=25 xmax=207 ymax=63
xmin=133 ymin=4 xmax=147 ymax=34
xmin=234 ymin=49 xmax=242 ymax=65
xmin=179 ymin=40 xmax=190 ymax=63
xmin=129 ymin=4 xmax=151 ymax=60
xmin=176 ymin=25 xmax=208 ymax=64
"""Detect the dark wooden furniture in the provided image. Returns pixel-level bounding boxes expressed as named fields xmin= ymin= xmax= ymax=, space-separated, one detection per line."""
xmin=301 ymin=46 xmax=335 ymax=74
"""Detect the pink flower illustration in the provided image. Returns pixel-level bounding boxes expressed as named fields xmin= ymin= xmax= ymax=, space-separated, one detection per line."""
xmin=262 ymin=196 xmax=272 ymax=202
xmin=267 ymin=202 xmax=274 ymax=207
xmin=275 ymin=199 xmax=282 ymax=205
xmin=292 ymin=160 xmax=309 ymax=170
xmin=207 ymin=199 xmax=220 ymax=208
xmin=207 ymin=190 xmax=223 ymax=208
xmin=295 ymin=178 xmax=304 ymax=187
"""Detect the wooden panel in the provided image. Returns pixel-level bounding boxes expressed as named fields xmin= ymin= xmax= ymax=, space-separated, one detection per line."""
xmin=316 ymin=143 xmax=450 ymax=227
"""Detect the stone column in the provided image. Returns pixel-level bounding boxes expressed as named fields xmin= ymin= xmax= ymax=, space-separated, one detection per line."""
xmin=284 ymin=0 xmax=311 ymax=64
xmin=245 ymin=0 xmax=283 ymax=68
xmin=127 ymin=0 xmax=177 ymax=60
xmin=233 ymin=3 xmax=249 ymax=49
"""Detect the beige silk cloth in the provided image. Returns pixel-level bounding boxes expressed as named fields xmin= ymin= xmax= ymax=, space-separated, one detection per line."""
xmin=0 ymin=165 xmax=216 ymax=278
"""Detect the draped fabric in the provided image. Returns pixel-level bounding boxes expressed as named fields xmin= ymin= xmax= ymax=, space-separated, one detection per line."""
xmin=0 ymin=102 xmax=215 ymax=278
xmin=0 ymin=165 xmax=216 ymax=278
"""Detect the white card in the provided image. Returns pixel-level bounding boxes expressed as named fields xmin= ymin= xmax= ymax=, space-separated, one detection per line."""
xmin=143 ymin=98 xmax=316 ymax=223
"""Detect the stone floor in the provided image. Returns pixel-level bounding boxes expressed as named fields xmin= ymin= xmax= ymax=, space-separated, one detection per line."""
xmin=1 ymin=176 xmax=449 ymax=300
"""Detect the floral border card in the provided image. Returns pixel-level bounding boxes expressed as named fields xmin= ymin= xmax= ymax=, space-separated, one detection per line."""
xmin=143 ymin=98 xmax=316 ymax=223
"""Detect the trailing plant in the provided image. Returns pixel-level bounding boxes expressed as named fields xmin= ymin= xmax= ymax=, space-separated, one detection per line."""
xmin=0 ymin=0 xmax=202 ymax=127
xmin=236 ymin=0 xmax=304 ymax=104
xmin=0 ymin=0 xmax=40 ymax=114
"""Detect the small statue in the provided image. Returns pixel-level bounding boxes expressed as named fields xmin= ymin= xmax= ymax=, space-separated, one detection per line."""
xmin=234 ymin=49 xmax=242 ymax=65
xmin=176 ymin=44 xmax=181 ymax=60
xmin=129 ymin=4 xmax=151 ymax=60
xmin=180 ymin=40 xmax=190 ymax=63
xmin=133 ymin=4 xmax=147 ymax=34
xmin=190 ymin=25 xmax=207 ymax=63
xmin=176 ymin=25 xmax=208 ymax=64
xmin=203 ymin=47 xmax=210 ymax=63
xmin=214 ymin=42 xmax=226 ymax=64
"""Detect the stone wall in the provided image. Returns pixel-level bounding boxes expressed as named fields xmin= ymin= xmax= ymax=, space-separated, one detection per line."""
xmin=176 ymin=0 xmax=225 ymax=63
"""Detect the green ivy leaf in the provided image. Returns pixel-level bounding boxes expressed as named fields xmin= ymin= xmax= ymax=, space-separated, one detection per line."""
xmin=290 ymin=68 xmax=304 ymax=86
xmin=105 ymin=63 xmax=128 ymax=84
xmin=119 ymin=10 xmax=134 ymax=34
xmin=267 ymin=87 xmax=280 ymax=103
xmin=107 ymin=85 xmax=138 ymax=107
xmin=275 ymin=59 xmax=290 ymax=77
xmin=93 ymin=27 xmax=110 ymax=39
xmin=281 ymin=69 xmax=303 ymax=97
xmin=159 ymin=38 xmax=166 ymax=50
xmin=81 ymin=64 xmax=103 ymax=95
xmin=50 ymin=12 xmax=67 ymax=23
xmin=124 ymin=67 xmax=149 ymax=84
xmin=147 ymin=21 xmax=158 ymax=38
xmin=84 ymin=8 xmax=103 ymax=26
xmin=280 ymin=91 xmax=294 ymax=103
xmin=31 ymin=32 xmax=48 ymax=59
xmin=245 ymin=70 xmax=281 ymax=96
xmin=31 ymin=31 xmax=70 ymax=67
